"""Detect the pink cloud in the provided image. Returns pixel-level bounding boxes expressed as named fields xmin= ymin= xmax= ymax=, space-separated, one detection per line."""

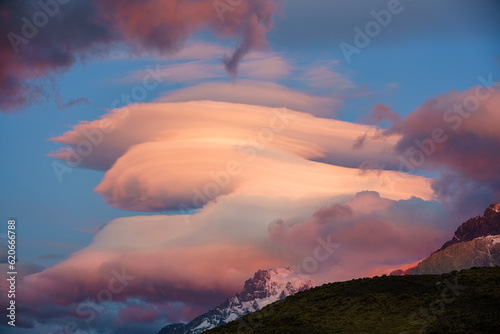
xmin=238 ymin=54 xmax=292 ymax=80
xmin=301 ymin=60 xmax=354 ymax=91
xmin=49 ymin=101 xmax=432 ymax=211
xmin=269 ymin=191 xmax=453 ymax=283
xmin=358 ymin=104 xmax=402 ymax=127
xmin=388 ymin=84 xmax=500 ymax=218
xmin=9 ymin=191 xmax=455 ymax=329
xmin=159 ymin=81 xmax=342 ymax=115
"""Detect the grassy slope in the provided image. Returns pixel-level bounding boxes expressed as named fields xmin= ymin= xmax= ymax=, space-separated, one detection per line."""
xmin=207 ymin=266 xmax=500 ymax=334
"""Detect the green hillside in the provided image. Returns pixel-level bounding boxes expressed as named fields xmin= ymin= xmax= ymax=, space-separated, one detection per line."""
xmin=207 ymin=266 xmax=500 ymax=334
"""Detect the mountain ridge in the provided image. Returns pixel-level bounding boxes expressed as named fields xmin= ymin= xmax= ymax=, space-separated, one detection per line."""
xmin=207 ymin=266 xmax=500 ymax=334
xmin=438 ymin=203 xmax=500 ymax=252
xmin=157 ymin=268 xmax=313 ymax=334
xmin=390 ymin=202 xmax=500 ymax=276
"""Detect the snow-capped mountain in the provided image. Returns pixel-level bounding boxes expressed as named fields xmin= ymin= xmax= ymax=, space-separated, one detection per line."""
xmin=157 ymin=268 xmax=314 ymax=334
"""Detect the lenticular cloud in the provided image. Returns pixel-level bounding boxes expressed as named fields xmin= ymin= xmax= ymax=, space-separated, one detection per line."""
xmin=49 ymin=100 xmax=433 ymax=211
xmin=33 ymin=100 xmax=442 ymax=331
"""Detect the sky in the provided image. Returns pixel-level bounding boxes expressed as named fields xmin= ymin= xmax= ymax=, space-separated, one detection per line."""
xmin=0 ymin=0 xmax=499 ymax=333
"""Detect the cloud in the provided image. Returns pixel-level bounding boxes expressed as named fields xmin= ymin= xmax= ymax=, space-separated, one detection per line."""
xmin=238 ymin=53 xmax=292 ymax=80
xmin=10 ymin=191 xmax=455 ymax=331
xmin=155 ymin=41 xmax=229 ymax=61
xmin=301 ymin=60 xmax=354 ymax=91
xmin=387 ymin=83 xmax=500 ymax=218
xmin=121 ymin=52 xmax=291 ymax=84
xmin=0 ymin=0 xmax=281 ymax=111
xmin=56 ymin=96 xmax=90 ymax=110
xmin=358 ymin=104 xmax=402 ymax=127
xmin=38 ymin=99 xmax=443 ymax=331
xmin=158 ymin=81 xmax=341 ymax=115
xmin=13 ymin=195 xmax=316 ymax=328
xmin=352 ymin=133 xmax=367 ymax=150
xmin=268 ymin=191 xmax=454 ymax=283
xmin=117 ymin=302 xmax=163 ymax=324
xmin=48 ymin=100 xmax=432 ymax=211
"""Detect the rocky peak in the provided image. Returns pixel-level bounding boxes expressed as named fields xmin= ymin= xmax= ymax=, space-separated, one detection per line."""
xmin=237 ymin=267 xmax=313 ymax=302
xmin=238 ymin=269 xmax=273 ymax=301
xmin=389 ymin=267 xmax=414 ymax=276
xmin=487 ymin=203 xmax=500 ymax=214
xmin=438 ymin=202 xmax=500 ymax=252
xmin=157 ymin=268 xmax=314 ymax=334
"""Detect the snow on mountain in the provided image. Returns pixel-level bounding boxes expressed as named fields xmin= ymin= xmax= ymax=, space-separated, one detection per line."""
xmin=157 ymin=268 xmax=314 ymax=334
xmin=492 ymin=203 xmax=500 ymax=213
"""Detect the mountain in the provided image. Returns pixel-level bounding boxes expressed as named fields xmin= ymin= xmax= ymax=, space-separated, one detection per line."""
xmin=157 ymin=268 xmax=314 ymax=334
xmin=389 ymin=267 xmax=414 ymax=276
xmin=390 ymin=203 xmax=500 ymax=276
xmin=438 ymin=203 xmax=500 ymax=251
xmin=413 ymin=234 xmax=500 ymax=275
xmin=207 ymin=266 xmax=500 ymax=334
xmin=412 ymin=203 xmax=500 ymax=275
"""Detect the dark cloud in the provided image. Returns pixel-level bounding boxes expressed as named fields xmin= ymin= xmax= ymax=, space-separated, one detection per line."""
xmin=352 ymin=132 xmax=367 ymax=150
xmin=56 ymin=96 xmax=90 ymax=110
xmin=0 ymin=0 xmax=114 ymax=111
xmin=0 ymin=0 xmax=281 ymax=112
